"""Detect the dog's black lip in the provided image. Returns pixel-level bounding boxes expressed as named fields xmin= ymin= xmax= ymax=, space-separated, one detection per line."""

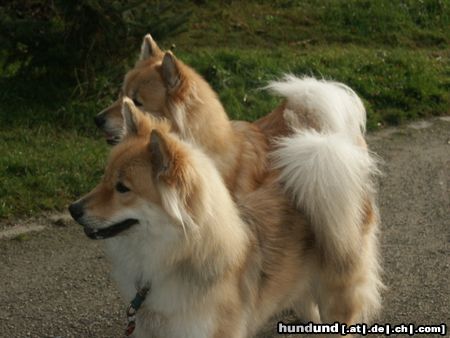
xmin=84 ymin=219 xmax=139 ymax=240
xmin=106 ymin=135 xmax=120 ymax=146
xmin=106 ymin=138 xmax=118 ymax=145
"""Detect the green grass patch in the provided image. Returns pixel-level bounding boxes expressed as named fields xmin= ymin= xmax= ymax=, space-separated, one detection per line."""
xmin=170 ymin=0 xmax=449 ymax=51
xmin=2 ymin=47 xmax=448 ymax=131
xmin=182 ymin=46 xmax=448 ymax=129
xmin=0 ymin=46 xmax=448 ymax=219
xmin=12 ymin=233 xmax=31 ymax=242
xmin=0 ymin=0 xmax=449 ymax=219
xmin=0 ymin=126 xmax=107 ymax=219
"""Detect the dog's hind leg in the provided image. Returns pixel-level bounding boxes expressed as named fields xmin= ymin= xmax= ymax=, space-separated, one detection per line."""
xmin=292 ymin=292 xmax=321 ymax=323
xmin=316 ymin=228 xmax=382 ymax=326
xmin=317 ymin=275 xmax=361 ymax=325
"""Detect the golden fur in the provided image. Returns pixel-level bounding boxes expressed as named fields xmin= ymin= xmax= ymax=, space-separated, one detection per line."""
xmin=71 ymin=104 xmax=380 ymax=337
xmin=89 ymin=34 xmax=383 ymax=335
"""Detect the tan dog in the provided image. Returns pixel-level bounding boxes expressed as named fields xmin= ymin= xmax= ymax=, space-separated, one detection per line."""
xmin=95 ymin=37 xmax=268 ymax=198
xmin=71 ymin=100 xmax=382 ymax=337
xmin=93 ymin=35 xmax=383 ymax=327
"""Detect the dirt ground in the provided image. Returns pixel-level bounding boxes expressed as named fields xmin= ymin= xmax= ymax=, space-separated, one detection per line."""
xmin=1 ymin=117 xmax=449 ymax=338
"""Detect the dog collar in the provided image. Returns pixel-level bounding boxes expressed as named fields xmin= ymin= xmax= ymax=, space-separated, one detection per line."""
xmin=125 ymin=285 xmax=151 ymax=336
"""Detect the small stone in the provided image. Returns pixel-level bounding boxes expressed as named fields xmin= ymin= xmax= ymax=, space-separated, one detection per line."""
xmin=53 ymin=218 xmax=67 ymax=227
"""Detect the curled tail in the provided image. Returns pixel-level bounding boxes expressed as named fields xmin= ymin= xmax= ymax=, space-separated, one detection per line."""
xmin=266 ymin=75 xmax=367 ymax=139
xmin=271 ymin=130 xmax=378 ymax=267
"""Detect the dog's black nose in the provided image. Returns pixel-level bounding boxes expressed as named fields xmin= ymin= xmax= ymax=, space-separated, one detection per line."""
xmin=68 ymin=202 xmax=84 ymax=221
xmin=94 ymin=114 xmax=106 ymax=128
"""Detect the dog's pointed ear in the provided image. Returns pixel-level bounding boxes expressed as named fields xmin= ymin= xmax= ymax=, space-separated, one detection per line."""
xmin=149 ymin=129 xmax=171 ymax=179
xmin=140 ymin=34 xmax=162 ymax=61
xmin=122 ymin=97 xmax=143 ymax=136
xmin=161 ymin=52 xmax=181 ymax=90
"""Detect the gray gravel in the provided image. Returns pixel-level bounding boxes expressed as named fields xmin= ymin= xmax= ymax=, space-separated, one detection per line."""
xmin=1 ymin=118 xmax=449 ymax=338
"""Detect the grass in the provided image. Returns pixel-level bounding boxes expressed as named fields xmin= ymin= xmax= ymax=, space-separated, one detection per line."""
xmin=0 ymin=126 xmax=107 ymax=219
xmin=170 ymin=0 xmax=449 ymax=50
xmin=12 ymin=234 xmax=31 ymax=242
xmin=0 ymin=0 xmax=449 ymax=219
xmin=181 ymin=46 xmax=448 ymax=128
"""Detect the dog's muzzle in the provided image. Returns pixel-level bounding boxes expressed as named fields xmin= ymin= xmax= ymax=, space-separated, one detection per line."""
xmin=69 ymin=202 xmax=138 ymax=240
xmin=95 ymin=110 xmax=122 ymax=146
xmin=83 ymin=219 xmax=139 ymax=240
xmin=106 ymin=135 xmax=121 ymax=146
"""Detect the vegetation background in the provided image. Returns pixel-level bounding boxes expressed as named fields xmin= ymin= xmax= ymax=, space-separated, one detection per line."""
xmin=0 ymin=0 xmax=448 ymax=219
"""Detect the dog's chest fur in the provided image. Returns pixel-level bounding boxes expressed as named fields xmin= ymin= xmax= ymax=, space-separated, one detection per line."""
xmin=103 ymin=226 xmax=223 ymax=338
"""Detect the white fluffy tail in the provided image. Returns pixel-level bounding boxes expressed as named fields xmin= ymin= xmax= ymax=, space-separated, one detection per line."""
xmin=272 ymin=130 xmax=378 ymax=266
xmin=266 ymin=75 xmax=367 ymax=139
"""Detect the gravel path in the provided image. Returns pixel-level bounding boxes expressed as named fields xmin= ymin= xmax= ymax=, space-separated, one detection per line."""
xmin=1 ymin=118 xmax=449 ymax=338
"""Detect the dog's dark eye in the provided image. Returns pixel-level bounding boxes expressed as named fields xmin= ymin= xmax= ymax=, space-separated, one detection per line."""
xmin=133 ymin=98 xmax=143 ymax=107
xmin=115 ymin=182 xmax=130 ymax=193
